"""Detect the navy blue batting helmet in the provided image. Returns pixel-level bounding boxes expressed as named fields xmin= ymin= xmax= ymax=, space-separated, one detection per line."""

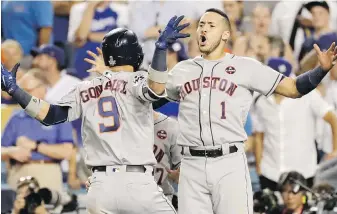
xmin=101 ymin=28 xmax=144 ymax=71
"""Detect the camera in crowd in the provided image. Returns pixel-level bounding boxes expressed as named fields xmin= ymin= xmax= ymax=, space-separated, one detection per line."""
xmin=253 ymin=171 xmax=337 ymax=214
xmin=16 ymin=176 xmax=78 ymax=214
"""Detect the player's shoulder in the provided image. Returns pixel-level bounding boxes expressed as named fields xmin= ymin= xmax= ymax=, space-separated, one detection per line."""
xmin=170 ymin=58 xmax=199 ymax=73
xmin=228 ymin=55 xmax=261 ymax=64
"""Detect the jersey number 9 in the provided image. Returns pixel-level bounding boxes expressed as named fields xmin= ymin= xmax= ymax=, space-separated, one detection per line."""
xmin=98 ymin=96 xmax=120 ymax=133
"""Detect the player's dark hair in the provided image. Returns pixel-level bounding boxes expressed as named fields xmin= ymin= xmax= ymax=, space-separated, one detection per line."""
xmin=205 ymin=8 xmax=231 ymax=31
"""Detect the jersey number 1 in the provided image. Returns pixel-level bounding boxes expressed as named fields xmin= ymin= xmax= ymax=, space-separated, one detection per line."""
xmin=98 ymin=96 xmax=120 ymax=133
xmin=221 ymin=101 xmax=226 ymax=119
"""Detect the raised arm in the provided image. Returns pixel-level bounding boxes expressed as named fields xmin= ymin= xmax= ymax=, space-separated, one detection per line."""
xmin=1 ymin=64 xmax=69 ymax=126
xmin=147 ymin=15 xmax=190 ymax=95
xmin=275 ymin=43 xmax=337 ymax=98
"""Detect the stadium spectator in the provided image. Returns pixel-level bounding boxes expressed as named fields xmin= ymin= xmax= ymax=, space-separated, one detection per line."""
xmin=1 ymin=69 xmax=74 ymax=192
xmin=252 ymin=58 xmax=337 ymax=191
xmin=245 ymin=34 xmax=271 ymax=62
xmin=269 ymin=171 xmax=310 ymax=214
xmin=233 ymin=4 xmax=296 ymax=66
xmin=52 ymin=1 xmax=77 ymax=69
xmin=299 ymin=1 xmax=337 ymax=61
xmin=31 ymin=44 xmax=82 ymax=189
xmin=11 ymin=176 xmax=48 ymax=214
xmin=1 ymin=1 xmax=53 ymax=69
xmin=128 ymin=1 xmax=202 ymax=66
xmin=68 ymin=1 xmax=128 ymax=79
xmin=1 ymin=40 xmax=25 ymax=104
xmin=270 ymin=0 xmax=337 ymax=60
xmin=233 ymin=3 xmax=271 ymax=55
xmin=222 ymin=0 xmax=246 ymax=44
xmin=316 ymin=65 xmax=337 ymax=160
xmin=31 ymin=44 xmax=81 ymax=105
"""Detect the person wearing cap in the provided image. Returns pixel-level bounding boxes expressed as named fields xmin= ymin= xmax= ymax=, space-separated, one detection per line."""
xmin=251 ymin=58 xmax=337 ymax=191
xmin=270 ymin=0 xmax=337 ymax=61
xmin=1 ymin=1 xmax=53 ymax=70
xmin=31 ymin=44 xmax=82 ymax=190
xmin=299 ymin=1 xmax=337 ymax=61
xmin=1 ymin=70 xmax=74 ymax=192
xmin=268 ymin=171 xmax=310 ymax=214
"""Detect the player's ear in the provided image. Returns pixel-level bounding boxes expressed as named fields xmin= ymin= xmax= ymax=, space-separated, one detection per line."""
xmin=221 ymin=30 xmax=230 ymax=44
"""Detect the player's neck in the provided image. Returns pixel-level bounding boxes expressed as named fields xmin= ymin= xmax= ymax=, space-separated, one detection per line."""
xmin=110 ymin=65 xmax=134 ymax=72
xmin=202 ymin=46 xmax=227 ymax=61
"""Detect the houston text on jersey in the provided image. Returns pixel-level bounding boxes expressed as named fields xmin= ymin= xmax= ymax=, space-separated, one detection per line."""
xmin=179 ymin=76 xmax=238 ymax=100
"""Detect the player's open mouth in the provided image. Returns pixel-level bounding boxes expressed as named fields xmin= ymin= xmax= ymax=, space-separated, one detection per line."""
xmin=200 ymin=35 xmax=207 ymax=46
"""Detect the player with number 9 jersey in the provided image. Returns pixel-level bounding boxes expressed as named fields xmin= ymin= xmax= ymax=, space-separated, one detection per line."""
xmin=57 ymin=70 xmax=160 ymax=166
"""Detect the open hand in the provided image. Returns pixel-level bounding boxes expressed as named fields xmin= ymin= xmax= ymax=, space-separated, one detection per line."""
xmin=156 ymin=15 xmax=190 ymax=50
xmin=314 ymin=42 xmax=337 ymax=71
xmin=1 ymin=63 xmax=20 ymax=95
xmin=84 ymin=47 xmax=108 ymax=75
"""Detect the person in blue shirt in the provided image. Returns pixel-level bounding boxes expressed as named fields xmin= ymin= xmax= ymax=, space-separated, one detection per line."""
xmin=1 ymin=70 xmax=73 ymax=192
xmin=68 ymin=1 xmax=124 ymax=79
xmin=1 ymin=1 xmax=53 ymax=59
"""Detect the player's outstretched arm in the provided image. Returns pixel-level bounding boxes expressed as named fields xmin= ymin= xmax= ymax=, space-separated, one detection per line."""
xmin=1 ymin=63 xmax=69 ymax=126
xmin=275 ymin=42 xmax=337 ymax=98
xmin=148 ymin=15 xmax=190 ymax=95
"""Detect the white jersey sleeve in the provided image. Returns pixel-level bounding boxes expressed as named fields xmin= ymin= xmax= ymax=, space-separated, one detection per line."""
xmin=309 ymin=89 xmax=333 ymax=118
xmin=57 ymin=84 xmax=82 ymax=122
xmin=244 ymin=57 xmax=283 ymax=97
xmin=126 ymin=71 xmax=167 ymax=102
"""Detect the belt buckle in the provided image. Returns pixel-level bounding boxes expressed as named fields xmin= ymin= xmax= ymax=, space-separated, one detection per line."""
xmin=204 ymin=149 xmax=209 ymax=158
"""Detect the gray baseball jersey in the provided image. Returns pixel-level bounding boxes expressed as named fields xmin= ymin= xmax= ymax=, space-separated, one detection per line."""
xmin=153 ymin=112 xmax=182 ymax=195
xmin=166 ymin=54 xmax=283 ymax=147
xmin=57 ymin=71 xmax=159 ymax=167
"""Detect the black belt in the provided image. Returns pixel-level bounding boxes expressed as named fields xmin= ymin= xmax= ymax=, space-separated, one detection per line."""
xmin=189 ymin=145 xmax=238 ymax=158
xmin=91 ymin=165 xmax=146 ymax=173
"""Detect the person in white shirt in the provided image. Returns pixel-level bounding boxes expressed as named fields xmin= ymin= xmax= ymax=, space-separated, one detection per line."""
xmin=252 ymin=57 xmax=337 ymax=191
xmin=270 ymin=0 xmax=337 ymax=60
xmin=316 ymin=65 xmax=337 ymax=159
xmin=31 ymin=44 xmax=81 ymax=103
xmin=31 ymin=44 xmax=82 ymax=189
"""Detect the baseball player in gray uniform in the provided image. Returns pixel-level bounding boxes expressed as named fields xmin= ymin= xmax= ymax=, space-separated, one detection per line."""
xmin=85 ymin=111 xmax=182 ymax=202
xmin=1 ymin=15 xmax=190 ymax=214
xmin=153 ymin=111 xmax=182 ymax=200
xmin=155 ymin=8 xmax=337 ymax=214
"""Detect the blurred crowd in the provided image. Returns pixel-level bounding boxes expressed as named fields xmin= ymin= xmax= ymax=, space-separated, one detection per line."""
xmin=1 ymin=0 xmax=337 ymax=213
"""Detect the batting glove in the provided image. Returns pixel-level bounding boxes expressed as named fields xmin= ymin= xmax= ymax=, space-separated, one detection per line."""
xmin=1 ymin=63 xmax=20 ymax=95
xmin=155 ymin=15 xmax=190 ymax=50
